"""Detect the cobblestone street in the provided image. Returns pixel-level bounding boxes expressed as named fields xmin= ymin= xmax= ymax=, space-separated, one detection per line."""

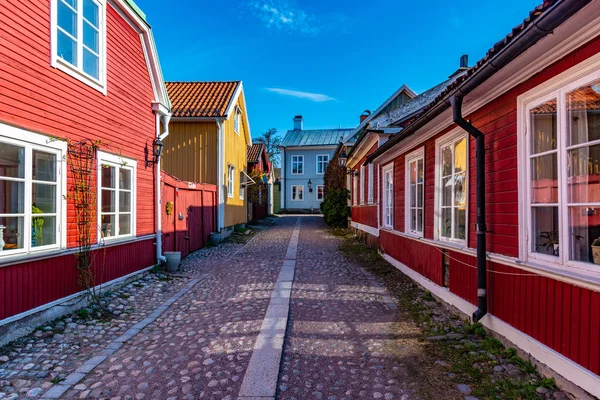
xmin=1 ymin=216 xmax=482 ymax=399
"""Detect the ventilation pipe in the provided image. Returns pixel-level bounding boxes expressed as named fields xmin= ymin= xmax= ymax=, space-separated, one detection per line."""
xmin=450 ymin=95 xmax=487 ymax=322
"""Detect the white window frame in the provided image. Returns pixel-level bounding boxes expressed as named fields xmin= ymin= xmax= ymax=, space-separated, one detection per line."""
xmin=50 ymin=0 xmax=107 ymax=94
xmin=291 ymin=185 xmax=304 ymax=201
xmin=239 ymin=170 xmax=244 ymax=200
xmin=360 ymin=166 xmax=365 ymax=205
xmin=316 ymin=154 xmax=329 ymax=175
xmin=0 ymin=125 xmax=67 ymax=260
xmin=291 ymin=155 xmax=304 ymax=175
xmin=382 ymin=163 xmax=394 ymax=229
xmin=317 ymin=184 xmax=325 ymax=201
xmin=518 ymin=56 xmax=600 ymax=276
xmin=405 ymin=147 xmax=425 ymax=237
xmin=97 ymin=151 xmax=136 ymax=242
xmin=367 ymin=163 xmax=374 ymax=204
xmin=353 ymin=173 xmax=358 ymax=206
xmin=227 ymin=165 xmax=235 ymax=198
xmin=234 ymin=108 xmax=241 ymax=135
xmin=434 ymin=129 xmax=469 ymax=244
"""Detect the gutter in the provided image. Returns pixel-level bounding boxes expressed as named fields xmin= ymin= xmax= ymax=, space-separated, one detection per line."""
xmin=367 ymin=0 xmax=592 ymax=164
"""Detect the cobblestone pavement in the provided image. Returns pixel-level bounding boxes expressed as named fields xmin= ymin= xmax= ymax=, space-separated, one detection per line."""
xmin=278 ymin=216 xmax=458 ymax=400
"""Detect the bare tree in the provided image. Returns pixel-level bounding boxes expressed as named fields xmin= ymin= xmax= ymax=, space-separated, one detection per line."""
xmin=255 ymin=128 xmax=281 ymax=167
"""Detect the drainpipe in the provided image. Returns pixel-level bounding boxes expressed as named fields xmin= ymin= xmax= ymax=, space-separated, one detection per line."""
xmin=450 ymin=95 xmax=487 ymax=322
xmin=155 ymin=112 xmax=171 ymax=264
xmin=282 ymin=147 xmax=287 ymax=211
xmin=216 ymin=119 xmax=225 ymax=232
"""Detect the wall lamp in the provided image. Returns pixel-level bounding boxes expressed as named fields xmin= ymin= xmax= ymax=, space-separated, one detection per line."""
xmin=308 ymin=179 xmax=313 ymax=193
xmin=146 ymin=137 xmax=165 ymax=167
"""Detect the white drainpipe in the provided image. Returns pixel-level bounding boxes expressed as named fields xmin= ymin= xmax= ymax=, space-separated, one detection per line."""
xmin=216 ymin=119 xmax=225 ymax=232
xmin=155 ymin=112 xmax=171 ymax=263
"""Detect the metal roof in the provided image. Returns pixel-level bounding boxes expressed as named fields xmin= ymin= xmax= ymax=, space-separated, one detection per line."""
xmin=281 ymin=129 xmax=354 ymax=147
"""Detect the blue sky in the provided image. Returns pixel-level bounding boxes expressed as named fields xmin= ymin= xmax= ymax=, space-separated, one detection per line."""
xmin=136 ymin=0 xmax=540 ymax=139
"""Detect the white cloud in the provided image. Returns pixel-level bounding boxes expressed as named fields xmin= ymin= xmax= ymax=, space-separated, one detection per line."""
xmin=248 ymin=0 xmax=320 ymax=35
xmin=266 ymin=87 xmax=336 ymax=102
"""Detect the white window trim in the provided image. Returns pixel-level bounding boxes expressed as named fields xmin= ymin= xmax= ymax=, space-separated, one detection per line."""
xmin=405 ymin=147 xmax=425 ymax=237
xmin=381 ymin=163 xmax=394 ymax=229
xmin=291 ymin=185 xmax=304 ymax=201
xmin=316 ymin=154 xmax=329 ymax=175
xmin=317 ymin=184 xmax=325 ymax=201
xmin=517 ymin=55 xmax=600 ymax=278
xmin=291 ymin=155 xmax=304 ymax=175
xmin=367 ymin=164 xmax=374 ymax=204
xmin=433 ymin=128 xmax=469 ymax=245
xmin=234 ymin=107 xmax=242 ymax=135
xmin=0 ymin=125 xmax=67 ymax=260
xmin=97 ymin=151 xmax=136 ymax=242
xmin=359 ymin=166 xmax=365 ymax=205
xmin=50 ymin=0 xmax=108 ymax=95
xmin=353 ymin=174 xmax=358 ymax=206
xmin=227 ymin=165 xmax=235 ymax=199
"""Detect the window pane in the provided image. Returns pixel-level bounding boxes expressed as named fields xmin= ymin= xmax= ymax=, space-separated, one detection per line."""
xmin=417 ymin=208 xmax=423 ymax=233
xmin=33 ymin=183 xmax=56 ymax=213
xmin=410 ymin=185 xmax=416 ymax=207
xmin=531 ymin=154 xmax=558 ymax=204
xmin=409 ymin=161 xmax=417 ymax=184
xmin=101 ymin=165 xmax=115 ymax=188
xmin=119 ymin=214 xmax=131 ymax=235
xmin=0 ymin=143 xmax=25 ymax=178
xmin=57 ymin=31 xmax=77 ymax=66
xmin=455 ymin=208 xmax=466 ymax=240
xmin=32 ymin=150 xmax=57 ymax=182
xmin=119 ymin=191 xmax=131 ymax=212
xmin=568 ymin=144 xmax=600 ymax=203
xmin=83 ymin=21 xmax=99 ymax=53
xmin=417 ymin=183 xmax=423 ymax=207
xmin=569 ymin=206 xmax=600 ymax=264
xmin=567 ymin=80 xmax=600 ymax=146
xmin=417 ymin=159 xmax=423 ymax=183
xmin=442 ymin=177 xmax=452 ymax=206
xmin=83 ymin=48 xmax=99 ymax=79
xmin=101 ymin=214 xmax=115 ymax=238
xmin=531 ymin=99 xmax=557 ymax=154
xmin=0 ymin=181 xmax=25 ymax=214
xmin=32 ymin=216 xmax=56 ymax=247
xmin=410 ymin=209 xmax=416 ymax=231
xmin=532 ymin=206 xmax=559 ymax=256
xmin=441 ymin=208 xmax=452 ymax=238
xmin=58 ymin=1 xmax=77 ymax=36
xmin=454 ymin=138 xmax=467 ymax=173
xmin=0 ymin=216 xmax=24 ymax=250
xmin=101 ymin=190 xmax=115 ymax=212
xmin=119 ymin=168 xmax=132 ymax=190
xmin=441 ymin=145 xmax=452 ymax=176
xmin=454 ymin=172 xmax=466 ymax=206
xmin=83 ymin=0 xmax=99 ymax=26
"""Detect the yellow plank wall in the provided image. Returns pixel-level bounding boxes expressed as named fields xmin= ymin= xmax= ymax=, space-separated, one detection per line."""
xmin=161 ymin=121 xmax=218 ymax=185
xmin=224 ymin=92 xmax=250 ymax=227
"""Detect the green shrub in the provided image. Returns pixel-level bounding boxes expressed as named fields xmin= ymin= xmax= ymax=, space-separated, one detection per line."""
xmin=321 ymin=188 xmax=350 ymax=228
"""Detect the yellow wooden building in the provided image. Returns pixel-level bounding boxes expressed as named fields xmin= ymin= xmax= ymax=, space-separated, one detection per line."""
xmin=162 ymin=81 xmax=252 ymax=234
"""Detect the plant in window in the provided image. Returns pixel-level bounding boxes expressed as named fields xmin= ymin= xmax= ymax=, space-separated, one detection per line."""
xmin=537 ymin=231 xmax=559 ymax=256
xmin=591 ymin=237 xmax=600 ymax=264
xmin=32 ymin=205 xmax=45 ymax=246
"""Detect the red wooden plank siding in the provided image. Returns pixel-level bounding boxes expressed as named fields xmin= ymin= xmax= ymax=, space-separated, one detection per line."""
xmin=448 ymin=251 xmax=478 ymax=305
xmin=351 ymin=206 xmax=378 ymax=228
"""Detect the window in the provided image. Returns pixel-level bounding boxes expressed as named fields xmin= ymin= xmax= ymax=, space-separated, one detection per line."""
xmin=291 ymin=185 xmax=303 ymax=201
xmin=317 ymin=185 xmax=324 ymax=201
xmin=227 ymin=165 xmax=235 ymax=198
xmin=316 ymin=154 xmax=329 ymax=175
xmin=436 ymin=131 xmax=467 ymax=242
xmin=98 ymin=152 xmax=135 ymax=240
xmin=234 ymin=109 xmax=241 ymax=135
xmin=360 ymin=166 xmax=365 ymax=205
xmin=239 ymin=171 xmax=244 ymax=200
xmin=521 ymin=69 xmax=600 ymax=271
xmin=52 ymin=0 xmax=106 ymax=91
xmin=0 ymin=131 xmax=64 ymax=257
xmin=382 ymin=164 xmax=394 ymax=228
xmin=291 ymin=155 xmax=304 ymax=175
xmin=406 ymin=148 xmax=425 ymax=236
xmin=353 ymin=174 xmax=358 ymax=206
xmin=368 ymin=164 xmax=374 ymax=204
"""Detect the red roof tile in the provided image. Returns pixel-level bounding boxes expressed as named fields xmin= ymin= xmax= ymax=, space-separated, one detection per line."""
xmin=166 ymin=81 xmax=240 ymax=118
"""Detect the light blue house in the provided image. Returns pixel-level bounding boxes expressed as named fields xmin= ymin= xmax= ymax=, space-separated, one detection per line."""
xmin=280 ymin=116 xmax=353 ymax=212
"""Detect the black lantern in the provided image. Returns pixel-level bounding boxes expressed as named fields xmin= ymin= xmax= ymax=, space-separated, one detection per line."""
xmin=308 ymin=179 xmax=313 ymax=193
xmin=146 ymin=137 xmax=165 ymax=167
xmin=338 ymin=147 xmax=348 ymax=168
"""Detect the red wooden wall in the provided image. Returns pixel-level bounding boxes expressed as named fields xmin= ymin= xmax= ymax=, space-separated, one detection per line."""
xmin=161 ymin=173 xmax=217 ymax=259
xmin=351 ymin=142 xmax=380 ymax=228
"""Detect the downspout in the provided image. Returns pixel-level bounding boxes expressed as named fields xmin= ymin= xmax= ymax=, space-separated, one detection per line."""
xmin=282 ymin=147 xmax=287 ymax=211
xmin=450 ymin=95 xmax=487 ymax=322
xmin=155 ymin=112 xmax=171 ymax=264
xmin=216 ymin=119 xmax=225 ymax=232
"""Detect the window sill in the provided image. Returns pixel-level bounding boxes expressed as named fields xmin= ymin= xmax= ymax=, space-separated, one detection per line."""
xmin=52 ymin=58 xmax=106 ymax=95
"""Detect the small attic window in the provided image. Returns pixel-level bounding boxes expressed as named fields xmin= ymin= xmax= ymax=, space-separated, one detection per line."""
xmin=234 ymin=107 xmax=242 ymax=135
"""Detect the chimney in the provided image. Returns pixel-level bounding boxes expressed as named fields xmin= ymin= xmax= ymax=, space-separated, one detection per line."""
xmin=460 ymin=54 xmax=468 ymax=70
xmin=360 ymin=110 xmax=371 ymax=124
xmin=293 ymin=115 xmax=303 ymax=131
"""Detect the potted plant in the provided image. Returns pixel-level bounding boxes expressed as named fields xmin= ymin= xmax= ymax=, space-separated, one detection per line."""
xmin=32 ymin=205 xmax=45 ymax=247
xmin=537 ymin=231 xmax=559 ymax=256
xmin=591 ymin=237 xmax=600 ymax=264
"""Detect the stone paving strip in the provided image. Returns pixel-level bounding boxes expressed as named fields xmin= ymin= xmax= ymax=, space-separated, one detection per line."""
xmin=41 ymin=278 xmax=202 ymax=399
xmin=238 ymin=218 xmax=301 ymax=400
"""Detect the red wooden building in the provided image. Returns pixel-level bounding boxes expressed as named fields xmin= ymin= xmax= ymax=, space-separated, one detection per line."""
xmin=0 ymin=0 xmax=172 ymax=342
xmin=347 ymin=0 xmax=600 ymax=396
xmin=247 ymin=143 xmax=273 ymax=221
